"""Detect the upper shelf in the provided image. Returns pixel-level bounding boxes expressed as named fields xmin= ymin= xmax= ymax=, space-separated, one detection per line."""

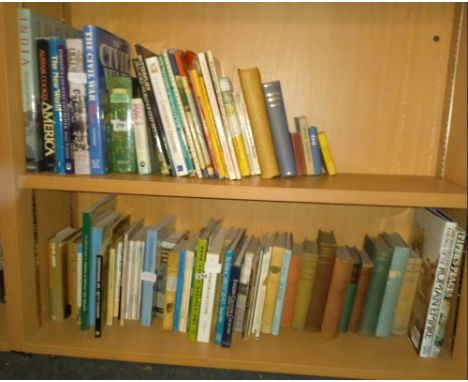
xmin=18 ymin=173 xmax=467 ymax=208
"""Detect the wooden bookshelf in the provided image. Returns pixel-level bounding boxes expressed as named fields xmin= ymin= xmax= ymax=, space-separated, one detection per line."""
xmin=19 ymin=173 xmax=467 ymax=208
xmin=0 ymin=2 xmax=467 ymax=380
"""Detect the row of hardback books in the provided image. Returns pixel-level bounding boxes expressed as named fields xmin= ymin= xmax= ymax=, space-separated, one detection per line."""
xmin=18 ymin=8 xmax=336 ymax=179
xmin=47 ymin=195 xmax=465 ymax=356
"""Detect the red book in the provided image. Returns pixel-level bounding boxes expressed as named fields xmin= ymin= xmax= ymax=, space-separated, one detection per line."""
xmin=281 ymin=245 xmax=303 ymax=328
xmin=290 ymin=132 xmax=306 ymax=176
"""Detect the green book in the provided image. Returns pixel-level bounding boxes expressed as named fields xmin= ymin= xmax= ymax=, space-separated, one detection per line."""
xmin=291 ymin=240 xmax=318 ymax=329
xmin=80 ymin=195 xmax=116 ymax=330
xmin=340 ymin=246 xmax=362 ymax=332
xmin=108 ymin=76 xmax=137 ymax=173
xmin=359 ymin=235 xmax=393 ymax=336
xmin=187 ymin=219 xmax=220 ymax=341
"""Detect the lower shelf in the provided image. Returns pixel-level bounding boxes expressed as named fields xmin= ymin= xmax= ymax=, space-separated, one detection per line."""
xmin=0 ymin=304 xmax=8 ymax=351
xmin=23 ymin=318 xmax=463 ymax=379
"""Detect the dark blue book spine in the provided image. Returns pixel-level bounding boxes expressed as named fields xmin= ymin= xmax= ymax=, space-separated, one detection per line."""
xmin=168 ymin=50 xmax=179 ymax=76
xmin=308 ymin=127 xmax=323 ymax=175
xmin=57 ymin=43 xmax=74 ymax=174
xmin=262 ymin=81 xmax=296 ymax=177
xmin=49 ymin=37 xmax=66 ymax=174
xmin=221 ymin=263 xmax=241 ymax=348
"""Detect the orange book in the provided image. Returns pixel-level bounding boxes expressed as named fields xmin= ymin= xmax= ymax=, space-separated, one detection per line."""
xmin=281 ymin=244 xmax=303 ymax=328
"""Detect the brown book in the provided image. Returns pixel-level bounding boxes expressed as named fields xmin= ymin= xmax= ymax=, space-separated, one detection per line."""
xmin=306 ymin=230 xmax=337 ymax=331
xmin=321 ymin=247 xmax=353 ymax=338
xmin=281 ymin=244 xmax=303 ymax=328
xmin=290 ymin=131 xmax=306 ymax=176
xmin=348 ymin=249 xmax=374 ymax=333
xmin=238 ymin=67 xmax=279 ymax=179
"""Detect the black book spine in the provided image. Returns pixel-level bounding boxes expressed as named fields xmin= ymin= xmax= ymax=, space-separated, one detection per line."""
xmin=95 ymin=254 xmax=102 ymax=338
xmin=221 ymin=264 xmax=241 ymax=348
xmin=132 ymin=52 xmax=172 ymax=175
xmin=37 ymin=38 xmax=55 ymax=172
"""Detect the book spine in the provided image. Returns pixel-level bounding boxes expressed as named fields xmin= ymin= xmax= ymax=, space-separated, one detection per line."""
xmin=238 ymin=92 xmax=261 ymax=175
xmin=80 ymin=213 xmax=91 ymax=330
xmin=253 ymin=248 xmax=272 ymax=338
xmin=95 ymin=253 xmax=103 ymax=337
xmin=76 ymin=243 xmax=83 ymax=324
xmin=318 ymin=131 xmax=336 ymax=176
xmin=234 ymin=254 xmax=253 ymax=332
xmin=308 ymin=127 xmax=323 ymax=176
xmin=49 ymin=241 xmax=63 ymax=321
xmin=339 ymin=260 xmax=361 ymax=332
xmin=88 ymin=227 xmax=103 ymax=326
xmin=106 ymin=246 xmax=116 ymax=327
xmin=262 ymin=81 xmax=296 ymax=177
xmin=292 ymin=254 xmax=317 ymax=329
xmin=159 ymin=55 xmax=194 ymax=174
xmin=321 ymin=256 xmax=353 ymax=338
xmin=132 ymin=98 xmax=153 ymax=175
xmin=37 ymin=39 xmax=55 ymax=171
xmin=281 ymin=254 xmax=302 ymax=329
xmin=215 ymin=250 xmax=234 ymax=344
xmin=272 ymin=246 xmax=292 ymax=335
xmin=221 ymin=263 xmax=241 ymax=347
xmin=296 ymin=117 xmax=314 ymax=176
xmin=179 ymin=250 xmax=194 ymax=333
xmin=67 ymin=241 xmax=78 ymax=322
xmin=188 ymin=238 xmax=208 ymax=341
xmin=348 ymin=263 xmax=373 ymax=333
xmin=375 ymin=246 xmax=410 ymax=337
xmin=17 ymin=9 xmax=44 ymax=172
xmin=173 ymin=249 xmax=186 ymax=332
xmin=140 ymin=230 xmax=156 ymax=327
xmin=49 ymin=38 xmax=66 ymax=174
xmin=131 ymin=56 xmax=167 ymax=175
xmin=135 ymin=240 xmax=146 ymax=320
xmin=163 ymin=249 xmax=180 ymax=330
xmin=238 ymin=68 xmax=279 ymax=179
xmin=290 ymin=132 xmax=306 ymax=176
xmin=114 ymin=241 xmax=123 ymax=319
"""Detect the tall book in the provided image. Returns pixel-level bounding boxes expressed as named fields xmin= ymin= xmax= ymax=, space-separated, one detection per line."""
xmin=261 ymin=233 xmax=286 ymax=334
xmin=295 ymin=116 xmax=314 ymax=176
xmin=80 ymin=195 xmax=116 ymax=330
xmin=66 ymin=230 xmax=83 ymax=323
xmin=188 ymin=219 xmax=220 ymax=341
xmin=290 ymin=132 xmax=306 ymax=177
xmin=306 ymin=230 xmax=337 ymax=331
xmin=272 ymin=232 xmax=293 ymax=336
xmin=308 ymin=127 xmax=323 ymax=176
xmin=16 ymin=8 xmax=80 ymax=172
xmin=140 ymin=216 xmax=176 ymax=326
xmin=281 ymin=243 xmax=303 ymax=329
xmin=36 ymin=38 xmax=55 ymax=171
xmin=348 ymin=249 xmax=373 ymax=333
xmin=127 ymin=226 xmax=147 ymax=321
xmin=321 ymin=247 xmax=353 ymax=338
xmin=408 ymin=208 xmax=457 ymax=357
xmin=238 ymin=68 xmax=279 ymax=179
xmin=83 ymin=25 xmax=131 ymax=174
xmin=359 ymin=235 xmax=393 ymax=336
xmin=262 ymin=81 xmax=296 ymax=177
xmin=292 ymin=241 xmax=317 ymax=329
xmin=132 ymin=98 xmax=153 ymax=175
xmin=48 ymin=227 xmax=79 ymax=322
xmin=66 ymin=38 xmax=91 ymax=175
xmin=376 ymin=232 xmax=411 ymax=337
xmin=339 ymin=246 xmax=362 ymax=332
xmin=391 ymin=249 xmax=422 ymax=335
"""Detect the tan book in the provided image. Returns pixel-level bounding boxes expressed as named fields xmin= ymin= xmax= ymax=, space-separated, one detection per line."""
xmin=238 ymin=67 xmax=279 ymax=179
xmin=292 ymin=240 xmax=318 ymax=329
xmin=391 ymin=249 xmax=422 ymax=335
xmin=321 ymin=247 xmax=353 ymax=338
xmin=261 ymin=233 xmax=285 ymax=334
xmin=66 ymin=230 xmax=82 ymax=323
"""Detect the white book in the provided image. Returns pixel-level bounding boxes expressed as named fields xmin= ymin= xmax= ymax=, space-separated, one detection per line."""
xmin=145 ymin=56 xmax=188 ymax=177
xmin=233 ymin=236 xmax=254 ymax=332
xmin=296 ymin=116 xmax=314 ymax=176
xmin=197 ymin=228 xmax=227 ymax=343
xmin=206 ymin=51 xmax=241 ymax=179
xmin=197 ymin=52 xmax=237 ymax=180
xmin=179 ymin=237 xmax=197 ymax=333
xmin=130 ymin=227 xmax=146 ymax=320
xmin=131 ymin=98 xmax=152 ymax=175
xmin=113 ymin=240 xmax=123 ymax=318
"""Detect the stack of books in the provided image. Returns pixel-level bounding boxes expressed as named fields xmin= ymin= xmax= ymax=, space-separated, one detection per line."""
xmin=47 ymin=195 xmax=466 ymax=358
xmin=18 ymin=8 xmax=336 ymax=179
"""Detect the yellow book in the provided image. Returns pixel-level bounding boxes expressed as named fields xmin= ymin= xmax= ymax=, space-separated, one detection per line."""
xmin=162 ymin=242 xmax=183 ymax=330
xmin=261 ymin=233 xmax=285 ymax=334
xmin=190 ymin=69 xmax=227 ymax=178
xmin=220 ymin=77 xmax=251 ymax=177
xmin=318 ymin=132 xmax=337 ymax=175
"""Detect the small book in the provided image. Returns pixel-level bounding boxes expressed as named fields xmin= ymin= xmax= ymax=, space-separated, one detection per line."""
xmin=339 ymin=246 xmax=362 ymax=332
xmin=295 ymin=116 xmax=314 ymax=176
xmin=290 ymin=132 xmax=306 ymax=176
xmin=308 ymin=127 xmax=323 ymax=176
xmin=132 ymin=98 xmax=153 ymax=175
xmin=318 ymin=131 xmax=336 ymax=176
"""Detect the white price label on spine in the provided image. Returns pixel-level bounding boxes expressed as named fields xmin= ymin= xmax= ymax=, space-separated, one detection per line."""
xmin=141 ymin=272 xmax=157 ymax=283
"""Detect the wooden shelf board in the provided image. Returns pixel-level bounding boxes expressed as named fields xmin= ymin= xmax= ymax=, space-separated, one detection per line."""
xmin=19 ymin=173 xmax=467 ymax=208
xmin=22 ymin=318 xmax=463 ymax=379
xmin=0 ymin=304 xmax=8 ymax=351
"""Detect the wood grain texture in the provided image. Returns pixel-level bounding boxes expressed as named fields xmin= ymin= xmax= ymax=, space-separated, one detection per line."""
xmin=0 ymin=304 xmax=8 ymax=351
xmin=69 ymin=3 xmax=455 ymax=176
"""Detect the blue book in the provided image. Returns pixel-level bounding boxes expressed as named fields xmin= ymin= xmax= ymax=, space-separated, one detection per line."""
xmin=308 ymin=127 xmax=323 ymax=175
xmin=173 ymin=247 xmax=186 ymax=331
xmin=83 ymin=25 xmax=131 ymax=175
xmin=376 ymin=232 xmax=410 ymax=337
xmin=262 ymin=81 xmax=296 ymax=177
xmin=271 ymin=233 xmax=292 ymax=336
xmin=215 ymin=247 xmax=234 ymax=345
xmin=140 ymin=216 xmax=176 ymax=327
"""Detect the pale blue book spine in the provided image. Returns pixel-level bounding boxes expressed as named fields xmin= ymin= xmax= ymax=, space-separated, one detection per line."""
xmin=173 ymin=248 xmax=186 ymax=331
xmin=375 ymin=245 xmax=410 ymax=337
xmin=88 ymin=226 xmax=103 ymax=326
xmin=140 ymin=229 xmax=156 ymax=326
xmin=271 ymin=247 xmax=292 ymax=335
xmin=308 ymin=127 xmax=323 ymax=176
xmin=215 ymin=249 xmax=234 ymax=345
